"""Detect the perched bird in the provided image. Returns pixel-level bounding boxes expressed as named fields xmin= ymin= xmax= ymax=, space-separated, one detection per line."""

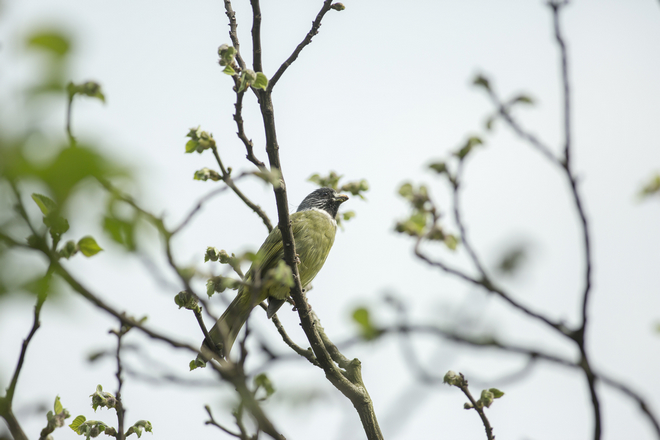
xmin=202 ymin=187 xmax=349 ymax=360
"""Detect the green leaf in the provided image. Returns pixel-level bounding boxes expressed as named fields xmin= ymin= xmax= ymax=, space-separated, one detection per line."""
xmin=54 ymin=395 xmax=64 ymax=414
xmin=190 ymin=358 xmax=206 ymax=370
xmin=454 ymin=136 xmax=484 ymax=160
xmin=444 ymin=234 xmax=459 ymax=251
xmin=174 ymin=291 xmax=200 ymax=312
xmin=308 ymin=171 xmax=342 ymax=190
xmin=342 ymin=210 xmax=356 ymax=222
xmin=103 ymin=216 xmax=136 ymax=251
xmin=69 ymin=415 xmax=86 ymax=433
xmin=44 ymin=213 xmax=70 ymax=236
xmin=254 ymin=373 xmax=276 ymax=397
xmin=639 ymin=174 xmax=660 ymax=199
xmin=27 ymin=30 xmax=70 ymax=57
xmin=428 ymin=162 xmax=447 ymax=174
xmin=510 ymin=94 xmax=534 ymax=106
xmin=32 ymin=193 xmax=58 ymax=215
xmin=222 ymin=65 xmax=236 ymax=75
xmin=185 ymin=139 xmax=199 ymax=153
xmin=489 ymin=388 xmax=505 ymax=398
xmin=253 ymin=72 xmax=269 ymax=90
xmin=78 ymin=236 xmax=103 ymax=257
xmin=351 ymin=307 xmax=381 ymax=340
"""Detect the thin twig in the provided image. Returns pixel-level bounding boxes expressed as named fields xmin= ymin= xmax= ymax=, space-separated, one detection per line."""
xmin=0 ymin=292 xmax=46 ymax=440
xmin=267 ymin=0 xmax=334 ymax=92
xmin=414 ymin=238 xmax=568 ymax=334
xmin=223 ymin=0 xmax=247 ymax=70
xmin=257 ymin=302 xmax=320 ymax=366
xmin=205 ymin=405 xmax=241 ymax=438
xmin=233 ymin=91 xmax=266 ymax=169
xmin=113 ymin=321 xmax=126 ymax=440
xmin=456 ymin=374 xmax=494 ymax=440
xmin=210 ymin=146 xmax=273 ymax=232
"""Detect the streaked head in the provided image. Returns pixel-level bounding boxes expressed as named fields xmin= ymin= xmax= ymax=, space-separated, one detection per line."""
xmin=297 ymin=187 xmax=349 ymax=218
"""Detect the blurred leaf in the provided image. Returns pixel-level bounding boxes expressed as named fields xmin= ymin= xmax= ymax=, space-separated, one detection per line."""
xmin=352 ymin=306 xmax=381 ymax=340
xmin=26 ymin=30 xmax=70 ymax=58
xmin=509 ymin=94 xmax=534 ymax=106
xmin=639 ymin=174 xmax=660 ymax=199
xmin=59 ymin=240 xmax=78 ymax=259
xmin=31 ymin=193 xmax=57 ymax=215
xmin=473 ymin=75 xmax=490 ymax=91
xmin=77 ymin=236 xmax=103 ymax=257
xmin=67 ymin=81 xmax=105 ymax=103
xmin=496 ymin=244 xmax=528 ymax=276
xmin=454 ymin=136 xmax=483 ymax=160
xmin=103 ymin=216 xmax=136 ymax=251
xmin=308 ymin=171 xmax=342 ymax=190
xmin=194 ymin=167 xmax=221 ymax=182
xmin=444 ymin=234 xmax=459 ymax=251
xmin=254 ymin=373 xmax=276 ymax=397
xmin=428 ymin=162 xmax=447 ymax=174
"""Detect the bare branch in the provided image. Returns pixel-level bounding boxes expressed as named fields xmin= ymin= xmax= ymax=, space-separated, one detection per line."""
xmin=0 ymin=292 xmax=45 ymax=440
xmin=250 ymin=0 xmax=263 ymax=73
xmin=223 ymin=0 xmax=247 ymax=70
xmin=267 ymin=0 xmax=334 ymax=91
xmin=210 ymin=146 xmax=273 ymax=232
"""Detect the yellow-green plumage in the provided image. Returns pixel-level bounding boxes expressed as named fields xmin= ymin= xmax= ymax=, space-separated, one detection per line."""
xmin=203 ymin=188 xmax=348 ymax=360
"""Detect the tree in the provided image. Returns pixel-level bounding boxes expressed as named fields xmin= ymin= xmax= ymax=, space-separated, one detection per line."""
xmin=1 ymin=1 xmax=659 ymax=439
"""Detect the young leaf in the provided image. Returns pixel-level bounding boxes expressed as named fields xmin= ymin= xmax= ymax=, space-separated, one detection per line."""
xmin=253 ymin=72 xmax=269 ymax=90
xmin=32 ymin=193 xmax=58 ymax=215
xmin=78 ymin=236 xmax=103 ymax=257
xmin=27 ymin=30 xmax=70 ymax=57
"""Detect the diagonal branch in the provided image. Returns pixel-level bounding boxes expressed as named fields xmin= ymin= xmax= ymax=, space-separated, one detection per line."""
xmin=0 ymin=291 xmax=46 ymax=440
xmin=210 ymin=146 xmax=273 ymax=232
xmin=267 ymin=0 xmax=334 ymax=92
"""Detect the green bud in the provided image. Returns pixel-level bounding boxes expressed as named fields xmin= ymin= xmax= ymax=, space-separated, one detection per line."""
xmin=174 ymin=291 xmax=200 ymax=312
xmin=194 ymin=168 xmax=221 ymax=182
xmin=443 ymin=370 xmax=464 ymax=387
xmin=204 ymin=247 xmax=220 ymax=262
xmin=60 ymin=240 xmax=78 ymax=259
xmin=480 ymin=389 xmax=494 ymax=408
xmin=331 ymin=3 xmax=345 ymax=10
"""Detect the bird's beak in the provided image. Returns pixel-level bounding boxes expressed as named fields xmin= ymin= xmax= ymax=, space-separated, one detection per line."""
xmin=335 ymin=194 xmax=349 ymax=203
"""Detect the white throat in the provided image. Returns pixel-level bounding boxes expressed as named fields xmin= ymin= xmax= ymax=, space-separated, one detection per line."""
xmin=309 ymin=207 xmax=337 ymax=228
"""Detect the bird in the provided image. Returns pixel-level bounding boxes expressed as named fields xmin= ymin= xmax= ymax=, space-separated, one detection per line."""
xmin=202 ymin=187 xmax=349 ymax=361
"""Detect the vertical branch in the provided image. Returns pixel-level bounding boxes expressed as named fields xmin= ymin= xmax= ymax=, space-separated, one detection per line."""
xmin=114 ymin=321 xmax=126 ymax=440
xmin=223 ymin=0 xmax=247 ymax=70
xmin=250 ymin=0 xmax=263 ymax=73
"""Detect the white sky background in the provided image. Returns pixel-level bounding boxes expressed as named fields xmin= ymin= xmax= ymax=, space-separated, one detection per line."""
xmin=1 ymin=0 xmax=659 ymax=439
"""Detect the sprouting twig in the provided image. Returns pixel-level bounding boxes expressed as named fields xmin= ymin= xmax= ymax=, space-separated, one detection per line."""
xmin=223 ymin=0 xmax=247 ymax=71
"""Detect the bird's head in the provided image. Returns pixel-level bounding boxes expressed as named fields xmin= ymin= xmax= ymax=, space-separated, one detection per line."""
xmin=296 ymin=187 xmax=349 ymax=219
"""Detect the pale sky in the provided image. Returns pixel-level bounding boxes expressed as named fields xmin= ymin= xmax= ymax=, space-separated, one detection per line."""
xmin=1 ymin=1 xmax=659 ymax=439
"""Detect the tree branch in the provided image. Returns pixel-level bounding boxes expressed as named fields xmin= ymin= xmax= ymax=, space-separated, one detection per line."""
xmin=223 ymin=0 xmax=247 ymax=70
xmin=0 ymin=292 xmax=45 ymax=440
xmin=267 ymin=0 xmax=334 ymax=92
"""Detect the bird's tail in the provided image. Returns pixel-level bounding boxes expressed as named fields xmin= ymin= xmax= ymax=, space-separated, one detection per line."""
xmin=201 ymin=289 xmax=254 ymax=361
